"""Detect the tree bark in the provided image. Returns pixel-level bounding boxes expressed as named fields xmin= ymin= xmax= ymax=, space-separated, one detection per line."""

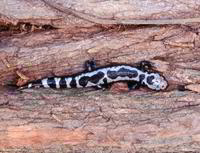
xmin=1 ymin=0 xmax=200 ymax=152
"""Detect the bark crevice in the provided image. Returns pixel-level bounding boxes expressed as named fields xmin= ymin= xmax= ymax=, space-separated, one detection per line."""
xmin=0 ymin=0 xmax=200 ymax=152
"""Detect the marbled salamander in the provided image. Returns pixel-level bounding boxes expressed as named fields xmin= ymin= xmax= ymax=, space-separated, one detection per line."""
xmin=20 ymin=60 xmax=168 ymax=91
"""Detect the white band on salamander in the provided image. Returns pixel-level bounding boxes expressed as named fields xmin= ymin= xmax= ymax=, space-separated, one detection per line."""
xmin=42 ymin=78 xmax=50 ymax=88
xmin=28 ymin=83 xmax=32 ymax=88
xmin=55 ymin=78 xmax=61 ymax=88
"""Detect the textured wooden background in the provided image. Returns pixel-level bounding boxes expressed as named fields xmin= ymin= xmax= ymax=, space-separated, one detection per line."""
xmin=0 ymin=0 xmax=200 ymax=152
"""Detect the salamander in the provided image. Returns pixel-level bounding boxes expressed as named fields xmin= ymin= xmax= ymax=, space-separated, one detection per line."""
xmin=19 ymin=60 xmax=168 ymax=91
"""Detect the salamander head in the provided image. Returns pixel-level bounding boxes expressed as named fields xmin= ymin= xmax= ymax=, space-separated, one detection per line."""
xmin=144 ymin=73 xmax=168 ymax=91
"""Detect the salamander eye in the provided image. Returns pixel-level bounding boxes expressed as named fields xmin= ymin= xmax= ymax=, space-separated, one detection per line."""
xmin=161 ymin=84 xmax=165 ymax=89
xmin=160 ymin=80 xmax=168 ymax=90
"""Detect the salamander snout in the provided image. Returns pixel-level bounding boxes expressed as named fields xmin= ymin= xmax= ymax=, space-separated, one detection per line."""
xmin=146 ymin=73 xmax=168 ymax=91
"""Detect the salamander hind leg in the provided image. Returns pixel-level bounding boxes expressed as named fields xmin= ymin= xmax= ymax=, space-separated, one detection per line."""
xmin=94 ymin=78 xmax=111 ymax=90
xmin=84 ymin=60 xmax=97 ymax=71
xmin=93 ymin=84 xmax=111 ymax=91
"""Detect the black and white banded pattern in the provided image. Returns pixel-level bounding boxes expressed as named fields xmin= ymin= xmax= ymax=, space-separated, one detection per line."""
xmin=24 ymin=64 xmax=168 ymax=91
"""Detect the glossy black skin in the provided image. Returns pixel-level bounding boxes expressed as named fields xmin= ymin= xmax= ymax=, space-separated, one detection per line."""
xmin=20 ymin=60 xmax=168 ymax=91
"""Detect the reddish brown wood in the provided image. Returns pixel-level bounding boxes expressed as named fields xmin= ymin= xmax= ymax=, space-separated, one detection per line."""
xmin=0 ymin=0 xmax=200 ymax=152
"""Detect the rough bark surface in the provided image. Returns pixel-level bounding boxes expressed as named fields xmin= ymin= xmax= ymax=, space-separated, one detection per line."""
xmin=1 ymin=0 xmax=200 ymax=152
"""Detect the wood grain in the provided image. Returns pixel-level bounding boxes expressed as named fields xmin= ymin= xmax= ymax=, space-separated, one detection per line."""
xmin=0 ymin=87 xmax=200 ymax=152
xmin=0 ymin=0 xmax=200 ymax=152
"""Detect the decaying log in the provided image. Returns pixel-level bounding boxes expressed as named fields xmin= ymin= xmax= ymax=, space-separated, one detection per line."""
xmin=1 ymin=25 xmax=200 ymax=89
xmin=1 ymin=0 xmax=200 ymax=152
xmin=1 ymin=87 xmax=200 ymax=152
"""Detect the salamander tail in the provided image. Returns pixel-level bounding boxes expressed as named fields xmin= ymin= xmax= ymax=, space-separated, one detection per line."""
xmin=18 ymin=80 xmax=43 ymax=90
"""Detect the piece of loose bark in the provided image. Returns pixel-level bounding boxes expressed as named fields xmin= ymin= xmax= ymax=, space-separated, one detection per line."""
xmin=1 ymin=0 xmax=200 ymax=28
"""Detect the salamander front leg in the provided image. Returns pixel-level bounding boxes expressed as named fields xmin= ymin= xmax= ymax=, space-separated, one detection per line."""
xmin=127 ymin=81 xmax=141 ymax=90
xmin=137 ymin=60 xmax=154 ymax=72
xmin=84 ymin=60 xmax=97 ymax=71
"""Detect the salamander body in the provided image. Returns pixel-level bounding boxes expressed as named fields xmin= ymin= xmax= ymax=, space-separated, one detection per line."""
xmin=21 ymin=60 xmax=168 ymax=91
